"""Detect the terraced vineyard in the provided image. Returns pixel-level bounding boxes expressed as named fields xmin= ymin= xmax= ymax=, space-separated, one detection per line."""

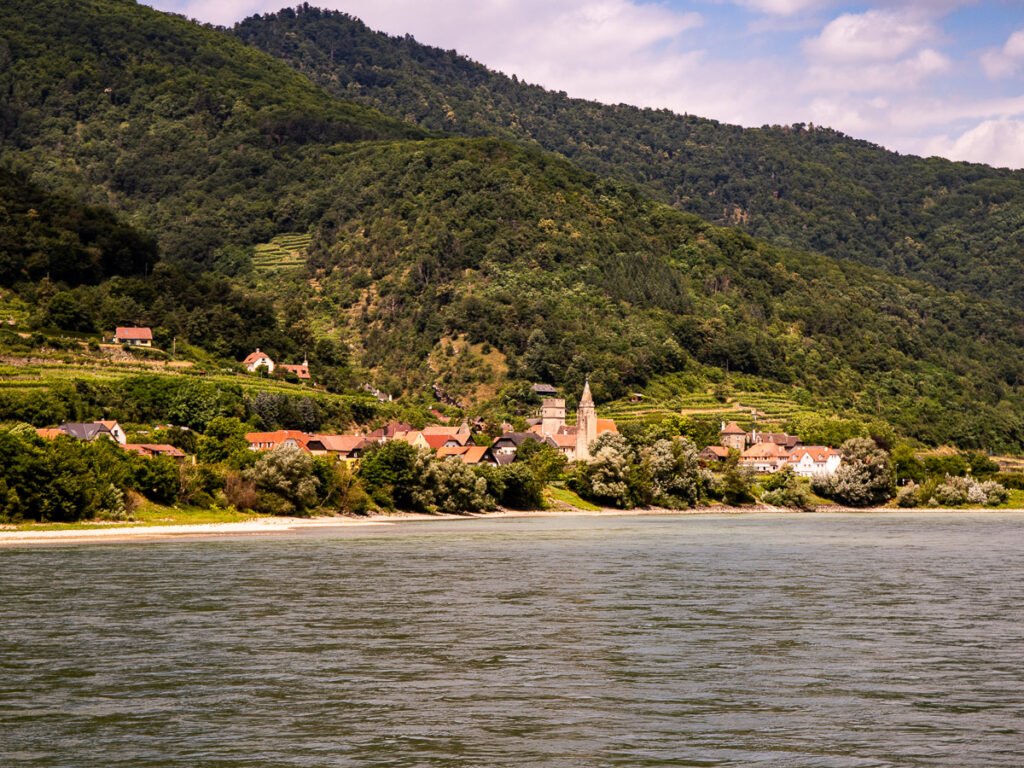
xmin=601 ymin=371 xmax=827 ymax=429
xmin=251 ymin=233 xmax=312 ymax=271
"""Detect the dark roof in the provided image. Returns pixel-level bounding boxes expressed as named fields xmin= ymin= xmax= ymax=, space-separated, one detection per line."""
xmin=493 ymin=431 xmax=545 ymax=448
xmin=59 ymin=422 xmax=112 ymax=441
xmin=531 ymin=383 xmax=558 ymax=396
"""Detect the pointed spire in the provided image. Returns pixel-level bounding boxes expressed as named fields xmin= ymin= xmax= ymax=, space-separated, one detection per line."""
xmin=580 ymin=375 xmax=593 ymax=406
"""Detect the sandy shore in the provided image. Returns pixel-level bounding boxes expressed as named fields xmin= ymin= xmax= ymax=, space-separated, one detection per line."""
xmin=2 ymin=505 xmax=1020 ymax=546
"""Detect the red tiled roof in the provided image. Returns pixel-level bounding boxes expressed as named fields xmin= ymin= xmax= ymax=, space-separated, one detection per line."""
xmin=422 ymin=433 xmax=452 ymax=450
xmin=437 ymin=445 xmax=493 ymax=465
xmin=243 ymin=350 xmax=273 ymax=366
xmin=123 ymin=443 xmax=186 ymax=458
xmin=280 ymin=364 xmax=311 ymax=380
xmin=35 ymin=428 xmax=64 ymax=440
xmin=721 ymin=421 xmax=746 ymax=435
xmin=115 ymin=327 xmax=152 ymax=340
xmin=596 ymin=419 xmax=618 ymax=434
xmin=245 ymin=430 xmax=311 ymax=451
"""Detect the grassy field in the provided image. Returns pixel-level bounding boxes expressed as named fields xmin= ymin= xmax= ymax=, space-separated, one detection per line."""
xmin=545 ymin=484 xmax=601 ymax=511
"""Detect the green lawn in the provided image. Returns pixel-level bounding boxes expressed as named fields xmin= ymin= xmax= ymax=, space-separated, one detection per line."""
xmin=545 ymin=484 xmax=601 ymax=511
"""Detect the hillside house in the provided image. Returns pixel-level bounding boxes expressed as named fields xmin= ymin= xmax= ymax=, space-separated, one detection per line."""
xmin=242 ymin=349 xmax=275 ymax=373
xmin=56 ymin=420 xmax=127 ymax=445
xmin=531 ymin=383 xmax=558 ymax=398
xmin=113 ymin=327 xmax=153 ymax=347
xmin=280 ymin=359 xmax=311 ymax=380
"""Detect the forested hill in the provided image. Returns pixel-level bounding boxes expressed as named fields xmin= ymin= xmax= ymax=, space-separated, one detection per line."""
xmin=0 ymin=0 xmax=426 ymax=267
xmin=2 ymin=0 xmax=1024 ymax=450
xmin=235 ymin=6 xmax=1024 ymax=305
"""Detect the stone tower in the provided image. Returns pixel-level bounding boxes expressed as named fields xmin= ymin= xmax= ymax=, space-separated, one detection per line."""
xmin=575 ymin=377 xmax=598 ymax=461
xmin=541 ymin=398 xmax=566 ymax=436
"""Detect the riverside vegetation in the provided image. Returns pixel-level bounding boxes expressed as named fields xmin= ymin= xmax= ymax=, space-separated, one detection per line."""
xmin=1 ymin=0 xmax=1024 ymax=522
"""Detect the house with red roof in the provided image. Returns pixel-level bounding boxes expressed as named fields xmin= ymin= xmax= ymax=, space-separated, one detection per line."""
xmin=788 ymin=446 xmax=843 ymax=478
xmin=436 ymin=445 xmax=498 ymax=466
xmin=113 ymin=327 xmax=153 ymax=347
xmin=123 ymin=444 xmax=187 ymax=462
xmin=280 ymin=358 xmax=311 ymax=380
xmin=242 ymin=349 xmax=275 ymax=374
xmin=245 ymin=430 xmax=310 ymax=452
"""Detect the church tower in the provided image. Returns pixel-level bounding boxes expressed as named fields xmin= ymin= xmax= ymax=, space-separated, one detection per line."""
xmin=575 ymin=376 xmax=597 ymax=461
xmin=541 ymin=398 xmax=566 ymax=436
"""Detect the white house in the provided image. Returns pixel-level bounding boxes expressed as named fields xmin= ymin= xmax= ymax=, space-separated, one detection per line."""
xmin=242 ymin=348 xmax=275 ymax=373
xmin=788 ymin=446 xmax=843 ymax=478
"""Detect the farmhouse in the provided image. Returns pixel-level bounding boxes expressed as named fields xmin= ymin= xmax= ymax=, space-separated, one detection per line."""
xmin=242 ymin=348 xmax=275 ymax=373
xmin=280 ymin=358 xmax=311 ymax=380
xmin=52 ymin=420 xmax=127 ymax=445
xmin=113 ymin=327 xmax=153 ymax=346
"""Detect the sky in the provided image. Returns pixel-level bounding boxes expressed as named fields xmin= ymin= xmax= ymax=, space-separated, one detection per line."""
xmin=147 ymin=0 xmax=1024 ymax=169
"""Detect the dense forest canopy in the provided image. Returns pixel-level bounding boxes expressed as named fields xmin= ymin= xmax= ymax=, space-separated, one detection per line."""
xmin=234 ymin=6 xmax=1024 ymax=305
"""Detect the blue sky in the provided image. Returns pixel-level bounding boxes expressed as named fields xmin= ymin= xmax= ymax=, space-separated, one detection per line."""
xmin=148 ymin=0 xmax=1024 ymax=168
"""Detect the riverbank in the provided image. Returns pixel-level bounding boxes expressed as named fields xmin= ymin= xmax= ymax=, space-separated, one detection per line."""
xmin=3 ymin=504 xmax=1022 ymax=546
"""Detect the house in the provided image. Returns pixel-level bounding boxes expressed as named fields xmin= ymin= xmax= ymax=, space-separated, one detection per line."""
xmin=123 ymin=444 xmax=187 ymax=462
xmin=788 ymin=446 xmax=843 ymax=478
xmin=740 ymin=442 xmax=791 ymax=474
xmin=35 ymin=428 xmax=65 ymax=440
xmin=245 ymin=430 xmax=311 ymax=452
xmin=113 ymin=327 xmax=153 ymax=347
xmin=57 ymin=421 xmax=126 ymax=445
xmin=364 ymin=422 xmax=413 ymax=443
xmin=305 ymin=435 xmax=366 ymax=461
xmin=699 ymin=445 xmax=730 ymax=465
xmin=436 ymin=445 xmax=498 ymax=466
xmin=242 ymin=348 xmax=275 ymax=374
xmin=720 ymin=421 xmax=748 ymax=451
xmin=280 ymin=359 xmax=311 ymax=380
xmin=749 ymin=430 xmax=800 ymax=449
xmin=422 ymin=424 xmax=473 ymax=446
xmin=491 ymin=432 xmax=557 ymax=463
xmin=548 ymin=432 xmax=578 ymax=461
xmin=531 ymin=383 xmax=558 ymax=398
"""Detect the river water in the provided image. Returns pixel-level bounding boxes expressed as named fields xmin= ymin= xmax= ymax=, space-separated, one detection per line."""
xmin=1 ymin=512 xmax=1022 ymax=767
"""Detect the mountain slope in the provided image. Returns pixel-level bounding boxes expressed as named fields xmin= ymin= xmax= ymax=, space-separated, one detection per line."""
xmin=282 ymin=138 xmax=1024 ymax=450
xmin=0 ymin=0 xmax=426 ymax=266
xmin=235 ymin=7 xmax=1024 ymax=304
xmin=1 ymin=1 xmax=1024 ymax=451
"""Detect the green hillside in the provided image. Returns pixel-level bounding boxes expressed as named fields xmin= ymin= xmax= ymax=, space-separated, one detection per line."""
xmin=235 ymin=7 xmax=1024 ymax=305
xmin=1 ymin=0 xmax=1023 ymax=453
xmin=0 ymin=0 xmax=425 ymax=267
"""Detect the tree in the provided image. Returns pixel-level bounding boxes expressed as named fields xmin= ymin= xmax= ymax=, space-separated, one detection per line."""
xmin=197 ymin=416 xmax=249 ymax=464
xmin=720 ymin=449 xmax=755 ymax=505
xmin=811 ymin=438 xmax=894 ymax=507
xmin=643 ymin=437 xmax=703 ymax=508
xmin=244 ymin=445 xmax=321 ymax=516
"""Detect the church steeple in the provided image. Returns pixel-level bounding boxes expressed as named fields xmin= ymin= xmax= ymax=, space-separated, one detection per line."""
xmin=575 ymin=375 xmax=597 ymax=461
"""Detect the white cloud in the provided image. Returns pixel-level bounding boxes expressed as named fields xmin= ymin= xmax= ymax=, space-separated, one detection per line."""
xmin=981 ymin=29 xmax=1024 ymax=78
xmin=803 ymin=10 xmax=937 ymax=63
xmin=734 ymin=0 xmax=825 ymax=15
xmin=925 ymin=119 xmax=1024 ymax=168
xmin=804 ymin=47 xmax=951 ymax=93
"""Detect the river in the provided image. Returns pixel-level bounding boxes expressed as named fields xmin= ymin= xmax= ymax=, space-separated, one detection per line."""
xmin=2 ymin=512 xmax=1022 ymax=766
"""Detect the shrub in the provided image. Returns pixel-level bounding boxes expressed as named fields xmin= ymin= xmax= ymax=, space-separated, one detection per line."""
xmin=895 ymin=482 xmax=921 ymax=508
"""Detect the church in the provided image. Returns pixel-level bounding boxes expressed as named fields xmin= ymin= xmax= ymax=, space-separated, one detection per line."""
xmin=528 ymin=378 xmax=617 ymax=461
